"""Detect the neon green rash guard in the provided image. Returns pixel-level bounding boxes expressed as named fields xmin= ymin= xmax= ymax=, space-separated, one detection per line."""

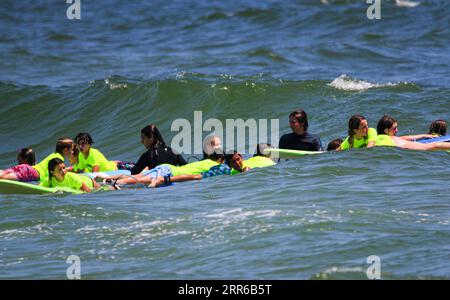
xmin=230 ymin=169 xmax=240 ymax=175
xmin=42 ymin=172 xmax=94 ymax=190
xmin=230 ymin=156 xmax=276 ymax=175
xmin=169 ymin=159 xmax=218 ymax=176
xmin=243 ymin=156 xmax=276 ymax=169
xmin=375 ymin=134 xmax=396 ymax=147
xmin=32 ymin=152 xmax=64 ymax=182
xmin=75 ymin=147 xmax=117 ymax=172
xmin=340 ymin=128 xmax=377 ymax=150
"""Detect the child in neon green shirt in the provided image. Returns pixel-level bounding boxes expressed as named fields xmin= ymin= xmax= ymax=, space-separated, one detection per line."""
xmin=0 ymin=138 xmax=73 ymax=183
xmin=73 ymin=133 xmax=135 ymax=173
xmin=43 ymin=158 xmax=100 ymax=192
xmin=337 ymin=115 xmax=377 ymax=150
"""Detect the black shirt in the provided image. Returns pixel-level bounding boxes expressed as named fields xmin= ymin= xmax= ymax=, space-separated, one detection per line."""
xmin=130 ymin=145 xmax=187 ymax=175
xmin=279 ymin=132 xmax=324 ymax=151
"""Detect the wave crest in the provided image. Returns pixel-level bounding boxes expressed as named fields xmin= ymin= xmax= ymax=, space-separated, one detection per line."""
xmin=328 ymin=74 xmax=401 ymax=91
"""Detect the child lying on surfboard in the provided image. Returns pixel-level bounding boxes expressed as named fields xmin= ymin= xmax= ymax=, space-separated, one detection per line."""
xmin=42 ymin=158 xmax=116 ymax=193
xmin=99 ymin=150 xmax=232 ymax=187
xmin=375 ymin=116 xmax=450 ymax=151
xmin=0 ymin=139 xmax=73 ymax=183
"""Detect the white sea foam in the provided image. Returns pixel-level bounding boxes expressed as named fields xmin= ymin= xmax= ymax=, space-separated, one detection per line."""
xmin=396 ymin=0 xmax=420 ymax=8
xmin=205 ymin=208 xmax=281 ymax=221
xmin=104 ymin=78 xmax=127 ymax=90
xmin=328 ymin=74 xmax=399 ymax=91
xmin=315 ymin=266 xmax=366 ymax=279
xmin=392 ymin=209 xmax=410 ymax=214
xmin=189 ymin=208 xmax=282 ymax=242
xmin=321 ymin=266 xmax=364 ymax=274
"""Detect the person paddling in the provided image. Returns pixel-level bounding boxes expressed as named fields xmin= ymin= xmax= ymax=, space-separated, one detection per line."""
xmin=42 ymin=158 xmax=101 ymax=192
xmin=0 ymin=138 xmax=73 ymax=182
xmin=279 ymin=110 xmax=323 ymax=151
xmin=130 ymin=125 xmax=187 ymax=175
xmin=336 ymin=114 xmax=377 ymax=151
xmin=375 ymin=115 xmax=450 ymax=151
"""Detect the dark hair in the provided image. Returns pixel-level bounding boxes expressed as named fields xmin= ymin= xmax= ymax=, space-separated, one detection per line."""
xmin=377 ymin=115 xmax=397 ymax=135
xmin=254 ymin=143 xmax=273 ymax=157
xmin=206 ymin=148 xmax=225 ymax=162
xmin=141 ymin=125 xmax=166 ymax=148
xmin=289 ymin=110 xmax=309 ymax=131
xmin=327 ymin=139 xmax=343 ymax=151
xmin=224 ymin=153 xmax=234 ymax=166
xmin=429 ymin=120 xmax=446 ymax=136
xmin=55 ymin=137 xmax=74 ymax=154
xmin=347 ymin=115 xmax=366 ymax=148
xmin=48 ymin=157 xmax=64 ymax=187
xmin=17 ymin=148 xmax=36 ymax=165
xmin=71 ymin=143 xmax=79 ymax=157
xmin=74 ymin=133 xmax=93 ymax=146
xmin=228 ymin=151 xmax=244 ymax=171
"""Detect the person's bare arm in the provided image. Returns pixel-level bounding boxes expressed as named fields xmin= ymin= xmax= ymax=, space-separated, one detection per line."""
xmin=400 ymin=134 xmax=434 ymax=141
xmin=80 ymin=182 xmax=92 ymax=193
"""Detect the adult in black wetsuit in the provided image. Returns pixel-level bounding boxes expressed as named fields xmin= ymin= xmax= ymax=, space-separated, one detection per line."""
xmin=278 ymin=110 xmax=323 ymax=151
xmin=130 ymin=125 xmax=187 ymax=175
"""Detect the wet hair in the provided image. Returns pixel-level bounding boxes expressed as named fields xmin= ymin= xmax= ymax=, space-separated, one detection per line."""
xmin=225 ymin=151 xmax=243 ymax=170
xmin=55 ymin=137 xmax=74 ymax=154
xmin=327 ymin=139 xmax=343 ymax=151
xmin=48 ymin=157 xmax=64 ymax=187
xmin=71 ymin=143 xmax=79 ymax=160
xmin=377 ymin=115 xmax=397 ymax=135
xmin=347 ymin=115 xmax=366 ymax=148
xmin=224 ymin=153 xmax=234 ymax=166
xmin=254 ymin=143 xmax=273 ymax=157
xmin=206 ymin=148 xmax=225 ymax=163
xmin=141 ymin=125 xmax=166 ymax=148
xmin=74 ymin=133 xmax=93 ymax=146
xmin=429 ymin=120 xmax=446 ymax=136
xmin=72 ymin=143 xmax=79 ymax=155
xmin=289 ymin=110 xmax=309 ymax=131
xmin=17 ymin=148 xmax=36 ymax=165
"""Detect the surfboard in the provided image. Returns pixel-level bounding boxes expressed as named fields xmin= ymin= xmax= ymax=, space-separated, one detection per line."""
xmin=0 ymin=179 xmax=83 ymax=195
xmin=417 ymin=135 xmax=450 ymax=144
xmin=0 ymin=171 xmax=142 ymax=195
xmin=264 ymin=148 xmax=325 ymax=157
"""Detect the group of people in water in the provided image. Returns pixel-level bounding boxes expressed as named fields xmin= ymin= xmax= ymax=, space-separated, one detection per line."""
xmin=0 ymin=110 xmax=448 ymax=193
xmin=278 ymin=110 xmax=448 ymax=152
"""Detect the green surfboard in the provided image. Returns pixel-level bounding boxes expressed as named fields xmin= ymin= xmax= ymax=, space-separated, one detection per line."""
xmin=0 ymin=179 xmax=83 ymax=195
xmin=263 ymin=148 xmax=325 ymax=158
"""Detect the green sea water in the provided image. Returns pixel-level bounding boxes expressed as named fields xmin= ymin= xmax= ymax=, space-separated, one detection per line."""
xmin=0 ymin=0 xmax=449 ymax=279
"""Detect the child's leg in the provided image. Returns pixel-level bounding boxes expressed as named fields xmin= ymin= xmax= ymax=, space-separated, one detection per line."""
xmin=96 ymin=174 xmax=125 ymax=181
xmin=433 ymin=142 xmax=450 ymax=151
xmin=0 ymin=172 xmax=19 ymax=181
xmin=153 ymin=174 xmax=201 ymax=188
xmin=144 ymin=165 xmax=173 ymax=186
xmin=115 ymin=174 xmax=146 ymax=185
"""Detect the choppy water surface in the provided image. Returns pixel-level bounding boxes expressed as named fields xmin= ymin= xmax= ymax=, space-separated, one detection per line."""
xmin=0 ymin=0 xmax=449 ymax=279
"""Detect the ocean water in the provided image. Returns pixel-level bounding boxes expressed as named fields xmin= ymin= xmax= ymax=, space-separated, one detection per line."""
xmin=0 ymin=0 xmax=449 ymax=279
